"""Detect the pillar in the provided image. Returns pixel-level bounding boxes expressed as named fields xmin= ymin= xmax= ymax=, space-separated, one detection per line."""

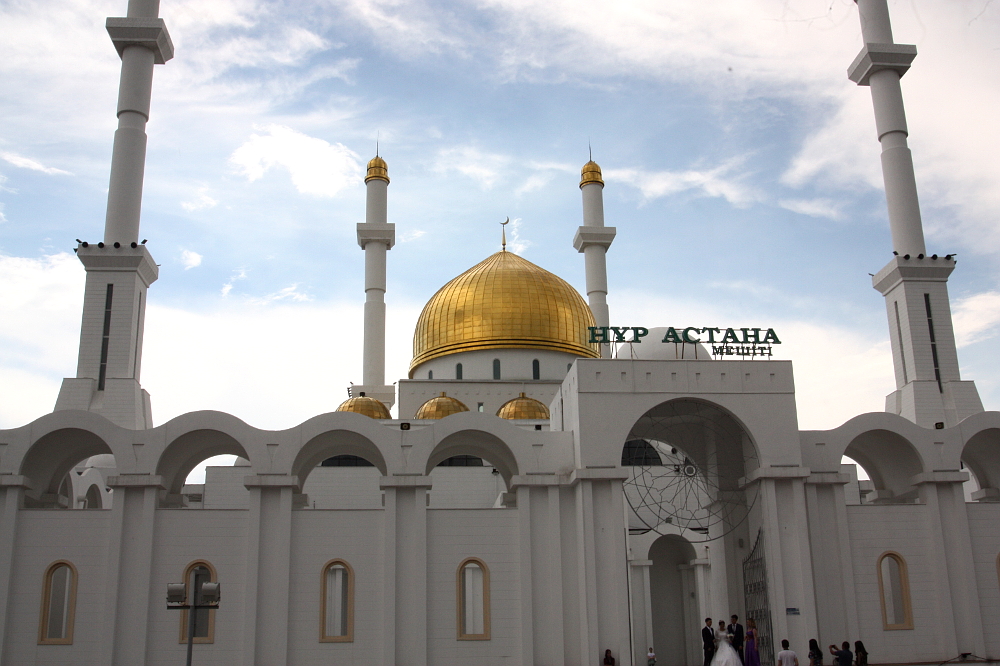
xmin=573 ymin=161 xmax=616 ymax=358
xmin=849 ymin=0 xmax=982 ymax=427
xmin=0 ymin=479 xmax=27 ymax=663
xmin=54 ymin=0 xmax=172 ymax=428
xmin=352 ymin=156 xmax=396 ymax=409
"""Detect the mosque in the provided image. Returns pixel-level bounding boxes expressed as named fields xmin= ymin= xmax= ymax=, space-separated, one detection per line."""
xmin=1 ymin=1 xmax=999 ymax=665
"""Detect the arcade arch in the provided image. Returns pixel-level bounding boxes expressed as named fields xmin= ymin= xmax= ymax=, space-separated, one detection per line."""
xmin=843 ymin=430 xmax=923 ymax=503
xmin=426 ymin=430 xmax=520 ymax=509
xmin=20 ymin=428 xmax=116 ymax=509
xmin=648 ymin=535 xmax=698 ymax=666
xmin=293 ymin=431 xmax=386 ymax=510
xmin=156 ymin=430 xmax=250 ymax=507
xmin=961 ymin=428 xmax=1000 ymax=499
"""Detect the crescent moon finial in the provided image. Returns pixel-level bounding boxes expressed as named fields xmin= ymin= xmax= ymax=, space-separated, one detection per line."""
xmin=501 ymin=217 xmax=509 ymax=251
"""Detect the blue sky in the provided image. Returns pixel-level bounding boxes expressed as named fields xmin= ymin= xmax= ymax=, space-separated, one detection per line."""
xmin=1 ymin=0 xmax=998 ymax=431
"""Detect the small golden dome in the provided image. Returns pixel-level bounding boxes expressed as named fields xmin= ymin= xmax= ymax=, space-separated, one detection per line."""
xmin=336 ymin=393 xmax=391 ymax=419
xmin=497 ymin=393 xmax=550 ymax=420
xmin=410 ymin=251 xmax=599 ymax=374
xmin=366 ymin=155 xmax=389 ymax=184
xmin=580 ymin=160 xmax=603 ymax=188
xmin=415 ymin=392 xmax=470 ymax=420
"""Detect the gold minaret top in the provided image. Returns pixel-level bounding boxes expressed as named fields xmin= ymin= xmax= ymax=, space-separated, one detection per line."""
xmin=579 ymin=160 xmax=603 ymax=188
xmin=366 ymin=155 xmax=389 ymax=183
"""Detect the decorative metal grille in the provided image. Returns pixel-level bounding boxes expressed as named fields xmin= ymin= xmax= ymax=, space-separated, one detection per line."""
xmin=743 ymin=528 xmax=774 ymax=666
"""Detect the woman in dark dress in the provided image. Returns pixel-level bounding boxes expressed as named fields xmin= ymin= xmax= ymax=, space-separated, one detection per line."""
xmin=604 ymin=648 xmax=616 ymax=665
xmin=744 ymin=618 xmax=761 ymax=666
xmin=854 ymin=641 xmax=868 ymax=666
xmin=809 ymin=639 xmax=824 ymax=666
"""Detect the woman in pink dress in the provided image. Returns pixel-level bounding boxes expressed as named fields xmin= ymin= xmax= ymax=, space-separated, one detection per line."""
xmin=744 ymin=618 xmax=761 ymax=666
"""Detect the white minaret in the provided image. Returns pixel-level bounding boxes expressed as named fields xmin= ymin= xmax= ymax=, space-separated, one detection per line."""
xmin=54 ymin=0 xmax=172 ymax=429
xmin=351 ymin=155 xmax=396 ymax=408
xmin=851 ymin=0 xmax=982 ymax=427
xmin=573 ymin=159 xmax=616 ymax=358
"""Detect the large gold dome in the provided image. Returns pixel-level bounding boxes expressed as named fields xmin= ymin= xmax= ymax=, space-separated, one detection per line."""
xmin=410 ymin=250 xmax=599 ymax=374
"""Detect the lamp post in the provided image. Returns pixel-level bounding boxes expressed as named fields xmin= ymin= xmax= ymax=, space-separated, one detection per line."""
xmin=167 ymin=580 xmax=221 ymax=666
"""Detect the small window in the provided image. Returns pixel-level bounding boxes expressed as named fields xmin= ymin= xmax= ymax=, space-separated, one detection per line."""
xmin=428 ymin=370 xmax=433 ymax=379
xmin=38 ymin=561 xmax=77 ymax=644
xmin=877 ymin=552 xmax=913 ymax=630
xmin=320 ymin=560 xmax=354 ymax=642
xmin=457 ymin=558 xmax=490 ymax=640
xmin=532 ymin=359 xmax=540 ymax=380
xmin=180 ymin=561 xmax=217 ymax=643
xmin=477 ymin=403 xmax=484 ymax=412
xmin=492 ymin=359 xmax=501 ymax=380
xmin=567 ymin=363 xmax=572 ymax=372
xmin=456 ymin=363 xmax=463 ymax=380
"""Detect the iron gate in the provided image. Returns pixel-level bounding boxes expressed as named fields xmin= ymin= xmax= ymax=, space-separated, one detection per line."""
xmin=742 ymin=529 xmax=774 ymax=666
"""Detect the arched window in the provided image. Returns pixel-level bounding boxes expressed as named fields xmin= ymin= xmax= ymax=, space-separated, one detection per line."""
xmin=457 ymin=558 xmax=490 ymax=640
xmin=428 ymin=370 xmax=433 ymax=379
xmin=492 ymin=359 xmax=501 ymax=380
xmin=456 ymin=363 xmax=463 ymax=380
xmin=877 ymin=551 xmax=913 ymax=630
xmin=38 ymin=561 xmax=77 ymax=644
xmin=84 ymin=484 xmax=102 ymax=509
xmin=320 ymin=559 xmax=354 ymax=642
xmin=532 ymin=359 xmax=540 ymax=380
xmin=180 ymin=561 xmax=217 ymax=643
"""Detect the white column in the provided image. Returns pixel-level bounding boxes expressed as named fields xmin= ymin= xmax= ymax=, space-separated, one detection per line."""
xmin=850 ymin=0 xmax=983 ymax=427
xmin=573 ymin=161 xmax=616 ymax=358
xmin=354 ymin=157 xmax=396 ymax=408
xmin=54 ymin=0 xmax=172 ymax=428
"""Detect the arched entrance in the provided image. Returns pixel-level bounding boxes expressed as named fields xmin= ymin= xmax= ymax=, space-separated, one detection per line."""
xmin=649 ymin=535 xmax=697 ymax=666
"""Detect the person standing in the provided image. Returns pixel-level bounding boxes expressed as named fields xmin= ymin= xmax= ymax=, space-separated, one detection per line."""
xmin=777 ymin=640 xmax=799 ymax=666
xmin=828 ymin=641 xmax=853 ymax=666
xmin=808 ymin=639 xmax=824 ymax=666
xmin=744 ymin=618 xmax=761 ymax=666
xmin=728 ymin=615 xmax=745 ymax=664
xmin=604 ymin=648 xmax=616 ymax=665
xmin=854 ymin=642 xmax=868 ymax=666
xmin=703 ymin=618 xmax=717 ymax=666
xmin=647 ymin=647 xmax=656 ymax=665
xmin=711 ymin=620 xmax=742 ymax=666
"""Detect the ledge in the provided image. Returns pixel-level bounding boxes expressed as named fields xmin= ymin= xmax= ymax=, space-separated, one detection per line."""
xmin=0 ymin=475 xmax=30 ymax=488
xmin=805 ymin=472 xmax=852 ymax=485
xmin=77 ymin=244 xmax=159 ymax=287
xmin=910 ymin=471 xmax=968 ymax=485
xmin=379 ymin=475 xmax=433 ymax=489
xmin=106 ymin=17 xmax=174 ymax=64
xmin=741 ymin=465 xmax=811 ymax=485
xmin=244 ymin=475 xmax=301 ymax=490
xmin=108 ymin=473 xmax=164 ymax=489
xmin=848 ymin=43 xmax=916 ymax=86
xmin=572 ymin=226 xmax=616 ymax=252
xmin=357 ymin=223 xmax=396 ymax=250
xmin=872 ymin=255 xmax=955 ymax=295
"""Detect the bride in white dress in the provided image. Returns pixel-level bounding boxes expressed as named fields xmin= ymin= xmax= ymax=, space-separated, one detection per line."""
xmin=711 ymin=620 xmax=742 ymax=666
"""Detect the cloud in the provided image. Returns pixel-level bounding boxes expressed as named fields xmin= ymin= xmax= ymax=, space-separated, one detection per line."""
xmin=399 ymin=229 xmax=427 ymax=243
xmin=221 ymin=268 xmax=249 ymax=297
xmin=778 ymin=198 xmax=842 ymax=220
xmin=257 ymin=284 xmax=312 ymax=303
xmin=953 ymin=290 xmax=1000 ymax=348
xmin=181 ymin=189 xmax=218 ymax=212
xmin=181 ymin=250 xmax=203 ymax=270
xmin=433 ymin=145 xmax=510 ymax=189
xmin=230 ymin=124 xmax=362 ymax=197
xmin=504 ymin=217 xmax=531 ymax=254
xmin=0 ymin=204 xmax=6 ymax=223
xmin=515 ymin=172 xmax=555 ymax=195
xmin=606 ymin=158 xmax=758 ymax=207
xmin=0 ymin=151 xmax=72 ymax=176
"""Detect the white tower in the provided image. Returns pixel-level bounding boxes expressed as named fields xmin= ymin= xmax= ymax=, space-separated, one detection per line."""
xmin=573 ymin=160 xmax=616 ymax=358
xmin=351 ymin=155 xmax=396 ymax=408
xmin=54 ymin=0 xmax=172 ymax=429
xmin=851 ymin=0 xmax=982 ymax=427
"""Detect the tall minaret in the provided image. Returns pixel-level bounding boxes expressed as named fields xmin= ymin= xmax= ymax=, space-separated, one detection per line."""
xmin=573 ymin=159 xmax=616 ymax=358
xmin=851 ymin=0 xmax=982 ymax=427
xmin=54 ymin=0 xmax=173 ymax=429
xmin=351 ymin=155 xmax=396 ymax=408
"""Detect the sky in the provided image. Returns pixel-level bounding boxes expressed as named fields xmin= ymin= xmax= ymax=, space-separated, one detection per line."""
xmin=1 ymin=0 xmax=999 ymax=439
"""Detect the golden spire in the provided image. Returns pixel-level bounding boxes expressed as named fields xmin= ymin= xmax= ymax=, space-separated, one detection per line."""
xmin=501 ymin=217 xmax=509 ymax=251
xmin=366 ymin=154 xmax=389 ymax=183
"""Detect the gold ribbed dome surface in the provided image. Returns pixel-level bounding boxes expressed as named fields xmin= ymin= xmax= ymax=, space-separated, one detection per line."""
xmin=336 ymin=395 xmax=391 ymax=419
xmin=414 ymin=392 xmax=470 ymax=420
xmin=497 ymin=393 xmax=550 ymax=420
xmin=580 ymin=160 xmax=604 ymax=187
xmin=366 ymin=155 xmax=389 ymax=183
xmin=410 ymin=251 xmax=599 ymax=374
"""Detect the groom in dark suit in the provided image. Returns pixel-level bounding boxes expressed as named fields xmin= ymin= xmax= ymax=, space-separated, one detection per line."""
xmin=728 ymin=615 xmax=745 ymax=664
xmin=703 ymin=618 xmax=716 ymax=666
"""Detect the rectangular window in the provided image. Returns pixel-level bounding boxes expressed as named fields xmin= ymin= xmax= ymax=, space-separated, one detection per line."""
xmin=98 ymin=284 xmax=113 ymax=390
xmin=923 ymin=294 xmax=943 ymax=393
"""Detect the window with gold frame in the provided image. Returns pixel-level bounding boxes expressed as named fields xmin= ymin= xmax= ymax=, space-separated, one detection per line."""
xmin=179 ymin=561 xmax=217 ymax=643
xmin=877 ymin=551 xmax=913 ymax=630
xmin=38 ymin=560 xmax=78 ymax=645
xmin=320 ymin=559 xmax=354 ymax=642
xmin=456 ymin=557 xmax=490 ymax=640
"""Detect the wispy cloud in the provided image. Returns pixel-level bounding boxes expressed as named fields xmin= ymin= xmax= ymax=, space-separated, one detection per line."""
xmin=181 ymin=188 xmax=218 ymax=212
xmin=181 ymin=249 xmax=203 ymax=270
xmin=606 ymin=158 xmax=758 ymax=207
xmin=230 ymin=124 xmax=362 ymax=197
xmin=505 ymin=217 xmax=531 ymax=254
xmin=221 ymin=268 xmax=249 ymax=297
xmin=0 ymin=151 xmax=71 ymax=176
xmin=400 ymin=229 xmax=427 ymax=243
xmin=953 ymin=290 xmax=1000 ymax=347
xmin=259 ymin=283 xmax=312 ymax=303
xmin=778 ymin=198 xmax=842 ymax=220
xmin=433 ymin=145 xmax=510 ymax=189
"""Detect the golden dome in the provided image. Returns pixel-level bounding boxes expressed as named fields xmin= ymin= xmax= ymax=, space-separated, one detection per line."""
xmin=497 ymin=393 xmax=550 ymax=420
xmin=366 ymin=155 xmax=389 ymax=183
xmin=336 ymin=393 xmax=391 ymax=419
xmin=410 ymin=251 xmax=599 ymax=374
xmin=414 ymin=392 xmax=470 ymax=420
xmin=580 ymin=160 xmax=603 ymax=188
